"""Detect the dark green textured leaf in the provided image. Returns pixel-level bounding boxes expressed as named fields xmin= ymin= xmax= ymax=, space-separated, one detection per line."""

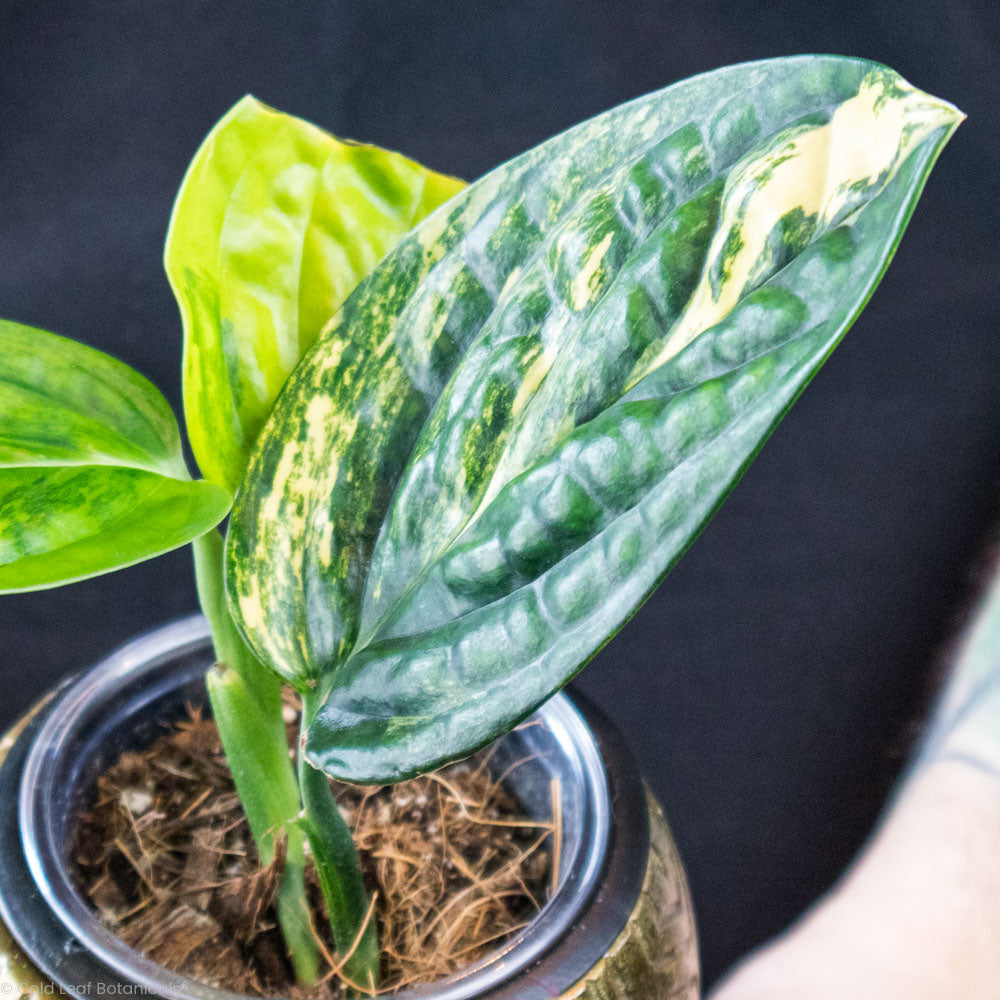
xmin=226 ymin=57 xmax=961 ymax=780
xmin=0 ymin=321 xmax=231 ymax=592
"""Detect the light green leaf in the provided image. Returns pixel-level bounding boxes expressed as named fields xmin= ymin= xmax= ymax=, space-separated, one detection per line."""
xmin=225 ymin=57 xmax=961 ymax=780
xmin=0 ymin=465 xmax=231 ymax=593
xmin=0 ymin=320 xmax=231 ymax=593
xmin=165 ymin=95 xmax=466 ymax=492
xmin=0 ymin=318 xmax=184 ymax=475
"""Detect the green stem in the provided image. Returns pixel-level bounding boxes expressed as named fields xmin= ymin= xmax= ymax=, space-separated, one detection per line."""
xmin=192 ymin=531 xmax=320 ymax=985
xmin=299 ymin=693 xmax=380 ymax=993
xmin=207 ymin=667 xmax=318 ymax=984
xmin=192 ymin=529 xmax=274 ymax=708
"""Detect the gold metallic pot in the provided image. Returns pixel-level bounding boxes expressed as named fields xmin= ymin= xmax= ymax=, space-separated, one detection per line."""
xmin=0 ymin=618 xmax=698 ymax=1000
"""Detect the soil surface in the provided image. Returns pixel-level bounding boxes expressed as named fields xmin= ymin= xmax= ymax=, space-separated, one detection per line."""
xmin=72 ymin=705 xmax=554 ymax=997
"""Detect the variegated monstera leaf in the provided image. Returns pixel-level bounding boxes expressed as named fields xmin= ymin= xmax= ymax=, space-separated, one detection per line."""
xmin=227 ymin=56 xmax=962 ymax=782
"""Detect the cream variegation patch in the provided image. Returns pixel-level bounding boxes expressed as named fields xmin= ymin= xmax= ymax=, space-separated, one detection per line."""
xmin=634 ymin=75 xmax=962 ymax=381
xmin=571 ymin=230 xmax=616 ymax=311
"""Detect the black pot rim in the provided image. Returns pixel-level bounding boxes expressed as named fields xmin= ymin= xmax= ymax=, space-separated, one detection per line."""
xmin=1 ymin=616 xmax=650 ymax=1000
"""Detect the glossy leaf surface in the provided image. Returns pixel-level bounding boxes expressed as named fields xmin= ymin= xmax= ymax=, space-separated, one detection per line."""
xmin=165 ymin=95 xmax=465 ymax=492
xmin=227 ymin=58 xmax=961 ymax=780
xmin=0 ymin=320 xmax=231 ymax=593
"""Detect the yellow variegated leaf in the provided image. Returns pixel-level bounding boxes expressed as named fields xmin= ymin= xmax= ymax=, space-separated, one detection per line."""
xmin=165 ymin=96 xmax=464 ymax=491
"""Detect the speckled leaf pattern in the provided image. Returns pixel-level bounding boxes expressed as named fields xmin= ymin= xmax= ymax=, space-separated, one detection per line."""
xmin=0 ymin=321 xmax=231 ymax=593
xmin=165 ymin=95 xmax=465 ymax=492
xmin=226 ymin=57 xmax=961 ymax=780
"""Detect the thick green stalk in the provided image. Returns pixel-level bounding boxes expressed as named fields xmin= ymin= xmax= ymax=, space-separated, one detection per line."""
xmin=299 ymin=693 xmax=379 ymax=993
xmin=192 ymin=528 xmax=276 ymax=708
xmin=193 ymin=530 xmax=320 ymax=985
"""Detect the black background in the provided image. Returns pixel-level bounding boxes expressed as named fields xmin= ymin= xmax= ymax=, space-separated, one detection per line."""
xmin=2 ymin=0 xmax=998 ymax=988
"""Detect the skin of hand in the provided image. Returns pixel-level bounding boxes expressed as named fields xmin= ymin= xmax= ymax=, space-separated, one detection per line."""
xmin=710 ymin=561 xmax=1000 ymax=1000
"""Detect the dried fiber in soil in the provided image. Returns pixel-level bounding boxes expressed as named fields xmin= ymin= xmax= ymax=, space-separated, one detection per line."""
xmin=73 ymin=708 xmax=554 ymax=998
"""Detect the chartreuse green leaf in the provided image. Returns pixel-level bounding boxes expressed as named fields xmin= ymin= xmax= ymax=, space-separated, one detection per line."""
xmin=165 ymin=94 xmax=465 ymax=493
xmin=0 ymin=320 xmax=230 ymax=593
xmin=225 ymin=57 xmax=961 ymax=781
xmin=166 ymin=100 xmax=460 ymax=981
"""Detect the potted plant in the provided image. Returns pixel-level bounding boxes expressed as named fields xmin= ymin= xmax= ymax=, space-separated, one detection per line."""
xmin=0 ymin=55 xmax=960 ymax=999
